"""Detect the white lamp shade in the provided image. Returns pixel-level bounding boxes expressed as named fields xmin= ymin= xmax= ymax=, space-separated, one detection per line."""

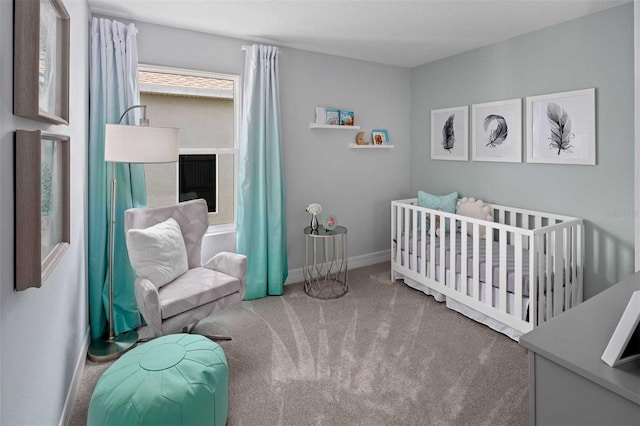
xmin=105 ymin=124 xmax=180 ymax=163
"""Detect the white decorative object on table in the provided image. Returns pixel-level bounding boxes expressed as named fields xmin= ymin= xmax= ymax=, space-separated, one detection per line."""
xmin=306 ymin=203 xmax=322 ymax=231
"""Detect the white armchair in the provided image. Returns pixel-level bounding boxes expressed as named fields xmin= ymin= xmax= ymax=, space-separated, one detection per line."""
xmin=124 ymin=199 xmax=246 ymax=337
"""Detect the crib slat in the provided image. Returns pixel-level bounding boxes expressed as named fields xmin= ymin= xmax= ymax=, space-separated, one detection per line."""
xmin=535 ymin=215 xmax=542 ymax=230
xmin=420 ymin=211 xmax=426 ymax=277
xmin=553 ymin=230 xmax=564 ymax=317
xmin=412 ymin=209 xmax=418 ymax=272
xmin=450 ymin=217 xmax=457 ymax=287
xmin=429 ymin=212 xmax=436 ymax=279
xmin=485 ymin=225 xmax=493 ymax=308
xmin=577 ymin=224 xmax=584 ymax=303
xmin=473 ymin=224 xmax=480 ymax=300
xmin=461 ymin=221 xmax=468 ymax=296
xmin=395 ymin=205 xmax=402 ymax=264
xmin=563 ymin=227 xmax=571 ymax=310
xmin=404 ymin=207 xmax=410 ymax=269
xmin=546 ymin=233 xmax=553 ymax=320
xmin=537 ymin=234 xmax=545 ymax=325
xmin=439 ymin=213 xmax=446 ymax=283
xmin=499 ymin=229 xmax=507 ymax=313
xmin=514 ymin=233 xmax=523 ymax=320
xmin=529 ymin=233 xmax=537 ymax=327
xmin=571 ymin=225 xmax=578 ymax=307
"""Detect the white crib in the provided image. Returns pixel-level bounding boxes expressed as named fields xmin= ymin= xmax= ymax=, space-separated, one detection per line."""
xmin=391 ymin=198 xmax=584 ymax=340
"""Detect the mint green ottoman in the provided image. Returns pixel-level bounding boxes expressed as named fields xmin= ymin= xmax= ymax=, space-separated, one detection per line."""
xmin=88 ymin=334 xmax=228 ymax=426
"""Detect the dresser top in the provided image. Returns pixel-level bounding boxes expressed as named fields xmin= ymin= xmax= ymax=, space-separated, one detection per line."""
xmin=520 ymin=273 xmax=640 ymax=405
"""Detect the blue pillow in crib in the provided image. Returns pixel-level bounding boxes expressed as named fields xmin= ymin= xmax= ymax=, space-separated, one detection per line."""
xmin=418 ymin=191 xmax=458 ymax=233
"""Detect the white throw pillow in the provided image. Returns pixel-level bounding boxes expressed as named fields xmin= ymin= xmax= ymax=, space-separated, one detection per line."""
xmin=456 ymin=197 xmax=493 ymax=239
xmin=126 ymin=217 xmax=189 ymax=288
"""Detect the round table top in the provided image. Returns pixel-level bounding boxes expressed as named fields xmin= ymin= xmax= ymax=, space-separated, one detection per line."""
xmin=304 ymin=225 xmax=347 ymax=237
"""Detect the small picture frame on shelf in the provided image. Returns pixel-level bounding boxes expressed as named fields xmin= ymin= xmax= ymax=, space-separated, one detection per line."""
xmin=372 ymin=129 xmax=389 ymax=145
xmin=340 ymin=110 xmax=354 ymax=126
xmin=326 ymin=108 xmax=340 ymax=125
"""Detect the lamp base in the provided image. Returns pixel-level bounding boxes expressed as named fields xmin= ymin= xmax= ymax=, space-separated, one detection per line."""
xmin=88 ymin=330 xmax=139 ymax=362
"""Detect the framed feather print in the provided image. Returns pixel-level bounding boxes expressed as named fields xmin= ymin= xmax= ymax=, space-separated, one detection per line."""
xmin=526 ymin=88 xmax=596 ymax=165
xmin=431 ymin=105 xmax=468 ymax=161
xmin=472 ymin=98 xmax=522 ymax=163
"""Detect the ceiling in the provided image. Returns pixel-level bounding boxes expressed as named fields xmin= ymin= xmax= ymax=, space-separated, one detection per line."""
xmin=87 ymin=0 xmax=629 ymax=68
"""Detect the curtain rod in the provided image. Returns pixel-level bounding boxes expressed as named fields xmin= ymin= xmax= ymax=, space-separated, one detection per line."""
xmin=241 ymin=45 xmax=282 ymax=54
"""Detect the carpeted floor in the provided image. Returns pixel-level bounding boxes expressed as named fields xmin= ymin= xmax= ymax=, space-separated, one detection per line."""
xmin=70 ymin=262 xmax=528 ymax=425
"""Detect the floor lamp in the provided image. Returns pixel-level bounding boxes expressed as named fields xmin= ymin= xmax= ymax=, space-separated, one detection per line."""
xmin=88 ymin=105 xmax=179 ymax=362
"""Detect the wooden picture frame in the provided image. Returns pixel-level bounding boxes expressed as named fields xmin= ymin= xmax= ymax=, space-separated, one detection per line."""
xmin=602 ymin=290 xmax=640 ymax=367
xmin=15 ymin=130 xmax=70 ymax=291
xmin=526 ymin=88 xmax=596 ymax=165
xmin=431 ymin=105 xmax=468 ymax=161
xmin=14 ymin=0 xmax=70 ymax=125
xmin=471 ymin=98 xmax=522 ymax=163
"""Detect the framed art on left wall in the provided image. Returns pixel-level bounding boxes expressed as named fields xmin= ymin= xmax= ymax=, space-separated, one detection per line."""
xmin=15 ymin=130 xmax=70 ymax=291
xmin=14 ymin=0 xmax=70 ymax=124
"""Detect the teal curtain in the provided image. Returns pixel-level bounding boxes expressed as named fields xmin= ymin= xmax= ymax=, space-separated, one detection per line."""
xmin=237 ymin=45 xmax=288 ymax=299
xmin=88 ymin=18 xmax=146 ymax=340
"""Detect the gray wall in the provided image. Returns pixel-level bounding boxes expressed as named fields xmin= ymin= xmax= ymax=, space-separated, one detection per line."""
xmin=635 ymin=1 xmax=640 ymax=271
xmin=410 ymin=4 xmax=634 ymax=299
xmin=0 ymin=0 xmax=90 ymax=424
xmin=125 ymin=19 xmax=412 ymax=271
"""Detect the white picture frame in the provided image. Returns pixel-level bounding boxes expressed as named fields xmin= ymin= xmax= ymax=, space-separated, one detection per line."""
xmin=601 ymin=290 xmax=640 ymax=367
xmin=431 ymin=105 xmax=468 ymax=161
xmin=526 ymin=88 xmax=596 ymax=165
xmin=472 ymin=98 xmax=522 ymax=163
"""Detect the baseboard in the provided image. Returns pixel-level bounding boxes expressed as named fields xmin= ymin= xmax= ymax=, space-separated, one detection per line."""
xmin=58 ymin=327 xmax=90 ymax=426
xmin=285 ymin=249 xmax=390 ymax=285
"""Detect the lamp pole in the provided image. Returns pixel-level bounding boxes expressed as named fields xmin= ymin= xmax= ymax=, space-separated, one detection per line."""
xmin=88 ymin=105 xmax=148 ymax=361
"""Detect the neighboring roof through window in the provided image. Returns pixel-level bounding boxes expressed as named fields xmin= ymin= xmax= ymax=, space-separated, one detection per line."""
xmin=139 ymin=70 xmax=233 ymax=99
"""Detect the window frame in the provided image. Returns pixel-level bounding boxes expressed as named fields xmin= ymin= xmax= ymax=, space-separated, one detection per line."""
xmin=138 ymin=64 xmax=241 ymax=233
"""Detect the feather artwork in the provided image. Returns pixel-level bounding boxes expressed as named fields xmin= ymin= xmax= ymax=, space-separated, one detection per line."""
xmin=483 ymin=114 xmax=508 ymax=147
xmin=547 ymin=102 xmax=574 ymax=155
xmin=441 ymin=114 xmax=455 ymax=152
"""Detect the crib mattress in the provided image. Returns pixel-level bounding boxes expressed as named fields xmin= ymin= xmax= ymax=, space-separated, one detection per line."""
xmin=396 ymin=232 xmax=531 ymax=297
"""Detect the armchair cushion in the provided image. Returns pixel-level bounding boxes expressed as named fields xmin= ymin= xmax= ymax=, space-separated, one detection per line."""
xmin=158 ymin=267 xmax=242 ymax=319
xmin=126 ymin=217 xmax=189 ymax=288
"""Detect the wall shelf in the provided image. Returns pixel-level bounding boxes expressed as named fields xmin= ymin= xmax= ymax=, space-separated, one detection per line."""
xmin=349 ymin=144 xmax=394 ymax=149
xmin=310 ymin=123 xmax=360 ymax=130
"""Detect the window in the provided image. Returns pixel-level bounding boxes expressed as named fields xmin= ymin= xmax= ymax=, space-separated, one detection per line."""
xmin=138 ymin=65 xmax=239 ymax=228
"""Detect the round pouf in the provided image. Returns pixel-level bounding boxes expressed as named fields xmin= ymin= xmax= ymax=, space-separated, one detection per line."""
xmin=88 ymin=333 xmax=228 ymax=426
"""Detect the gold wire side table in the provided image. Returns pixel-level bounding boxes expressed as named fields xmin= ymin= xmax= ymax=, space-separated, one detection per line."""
xmin=303 ymin=225 xmax=348 ymax=299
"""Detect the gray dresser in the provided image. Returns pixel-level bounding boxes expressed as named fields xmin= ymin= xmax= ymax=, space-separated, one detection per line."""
xmin=520 ymin=273 xmax=640 ymax=425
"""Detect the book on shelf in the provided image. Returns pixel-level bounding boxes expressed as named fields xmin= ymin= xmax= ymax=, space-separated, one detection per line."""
xmin=340 ymin=110 xmax=354 ymax=126
xmin=325 ymin=108 xmax=340 ymax=125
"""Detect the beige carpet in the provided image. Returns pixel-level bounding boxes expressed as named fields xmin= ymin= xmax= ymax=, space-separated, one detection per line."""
xmin=71 ymin=262 xmax=528 ymax=425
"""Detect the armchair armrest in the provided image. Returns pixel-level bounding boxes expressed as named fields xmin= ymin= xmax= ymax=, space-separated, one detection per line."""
xmin=134 ymin=277 xmax=162 ymax=337
xmin=204 ymin=252 xmax=247 ymax=299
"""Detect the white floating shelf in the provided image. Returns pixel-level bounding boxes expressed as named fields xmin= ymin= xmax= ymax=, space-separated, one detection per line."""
xmin=349 ymin=144 xmax=394 ymax=149
xmin=310 ymin=123 xmax=360 ymax=130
